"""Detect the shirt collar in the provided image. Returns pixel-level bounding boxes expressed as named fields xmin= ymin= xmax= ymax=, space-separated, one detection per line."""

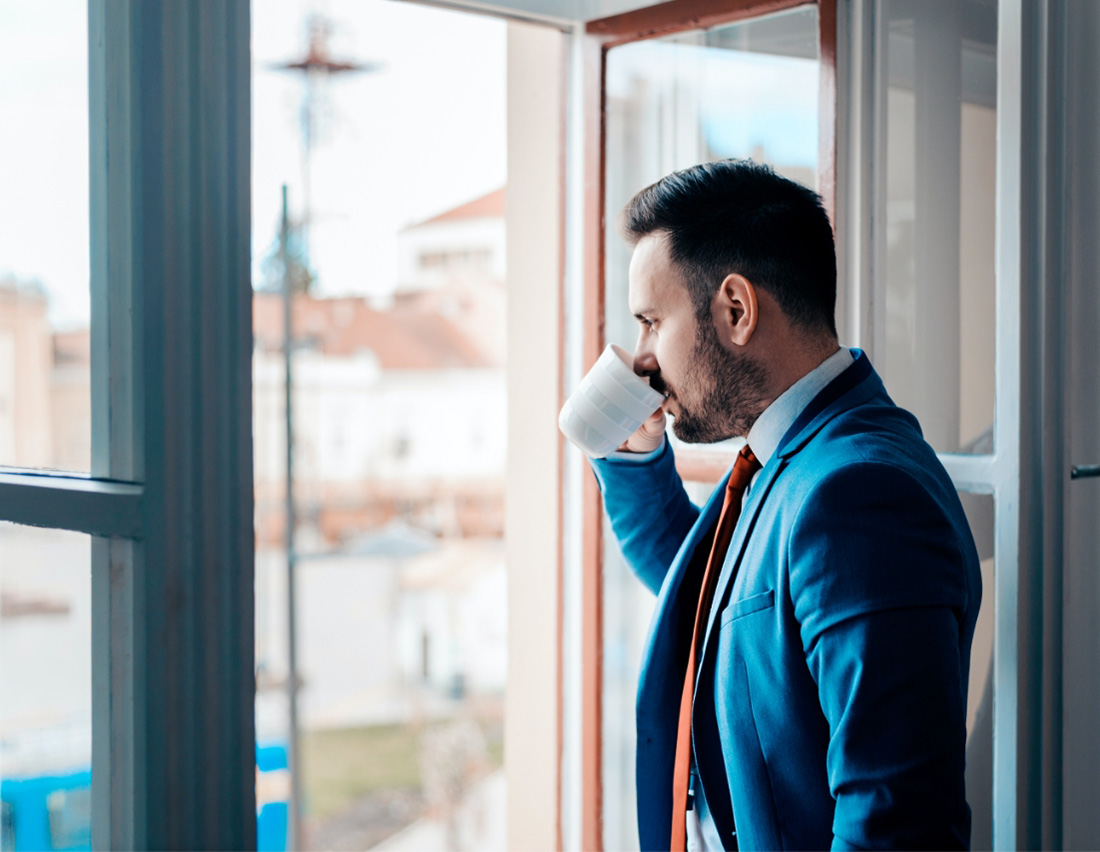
xmin=746 ymin=346 xmax=853 ymax=468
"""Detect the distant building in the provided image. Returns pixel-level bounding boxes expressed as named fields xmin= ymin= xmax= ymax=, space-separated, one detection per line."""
xmin=252 ymin=288 xmax=505 ymax=548
xmin=0 ymin=190 xmax=510 ymax=732
xmin=254 ymin=186 xmax=507 ymax=549
xmin=0 ymin=278 xmax=90 ymax=473
xmin=397 ymin=187 xmax=505 ymax=293
xmin=50 ymin=329 xmax=92 ymax=472
xmin=0 ymin=280 xmax=52 ymax=468
xmin=395 ymin=187 xmax=506 ymax=366
xmin=396 ymin=537 xmax=507 ymax=696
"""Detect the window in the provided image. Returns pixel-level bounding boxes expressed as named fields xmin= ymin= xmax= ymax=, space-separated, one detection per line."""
xmin=576 ymin=3 xmax=835 ymax=848
xmin=0 ymin=3 xmax=257 ymax=847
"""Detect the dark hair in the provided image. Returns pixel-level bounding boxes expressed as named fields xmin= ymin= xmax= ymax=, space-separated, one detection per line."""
xmin=619 ymin=159 xmax=837 ymax=337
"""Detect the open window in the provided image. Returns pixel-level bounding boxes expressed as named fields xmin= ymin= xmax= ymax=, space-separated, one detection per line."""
xmin=574 ymin=3 xmax=837 ymax=848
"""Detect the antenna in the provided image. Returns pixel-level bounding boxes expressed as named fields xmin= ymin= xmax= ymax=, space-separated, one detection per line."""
xmin=271 ymin=14 xmax=382 ymax=266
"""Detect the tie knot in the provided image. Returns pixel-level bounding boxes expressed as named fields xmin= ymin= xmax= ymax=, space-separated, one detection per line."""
xmin=727 ymin=444 xmax=761 ymax=494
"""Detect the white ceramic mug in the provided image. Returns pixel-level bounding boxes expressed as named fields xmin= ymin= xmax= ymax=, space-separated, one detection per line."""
xmin=558 ymin=343 xmax=667 ymax=458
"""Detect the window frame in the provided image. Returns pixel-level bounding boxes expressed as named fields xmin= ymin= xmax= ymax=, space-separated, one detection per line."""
xmin=0 ymin=2 xmax=256 ymax=848
xmin=576 ymin=2 xmax=837 ymax=848
xmin=838 ymin=0 xmax=1059 ymax=846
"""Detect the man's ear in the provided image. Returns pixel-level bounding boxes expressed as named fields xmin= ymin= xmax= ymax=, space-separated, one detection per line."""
xmin=715 ymin=273 xmax=758 ymax=347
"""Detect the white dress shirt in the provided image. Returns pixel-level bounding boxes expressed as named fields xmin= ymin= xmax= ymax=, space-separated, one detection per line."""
xmin=742 ymin=345 xmax=853 ymax=496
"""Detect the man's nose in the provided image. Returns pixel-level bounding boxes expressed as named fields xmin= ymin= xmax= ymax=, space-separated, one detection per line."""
xmin=633 ymin=332 xmax=658 ymax=377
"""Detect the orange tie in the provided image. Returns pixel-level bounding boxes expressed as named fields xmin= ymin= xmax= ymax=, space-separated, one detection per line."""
xmin=671 ymin=444 xmax=761 ymax=851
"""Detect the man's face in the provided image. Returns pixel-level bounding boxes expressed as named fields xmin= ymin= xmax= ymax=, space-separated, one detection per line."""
xmin=628 ymin=233 xmax=767 ymax=442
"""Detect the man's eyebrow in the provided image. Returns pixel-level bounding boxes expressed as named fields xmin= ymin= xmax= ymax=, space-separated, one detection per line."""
xmin=632 ymin=308 xmax=655 ymax=320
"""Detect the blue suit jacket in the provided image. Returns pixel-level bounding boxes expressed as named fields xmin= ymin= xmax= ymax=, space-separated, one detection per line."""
xmin=591 ymin=351 xmax=981 ymax=851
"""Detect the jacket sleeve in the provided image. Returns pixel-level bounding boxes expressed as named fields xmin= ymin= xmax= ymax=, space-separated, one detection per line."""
xmin=589 ymin=439 xmax=700 ymax=595
xmin=787 ymin=461 xmax=977 ymax=850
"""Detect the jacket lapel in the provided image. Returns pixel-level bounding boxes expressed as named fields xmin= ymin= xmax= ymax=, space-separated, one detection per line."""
xmin=637 ymin=462 xmax=729 ymax=729
xmin=654 ymin=471 xmax=726 ymax=616
xmin=696 ymin=457 xmax=785 ymax=661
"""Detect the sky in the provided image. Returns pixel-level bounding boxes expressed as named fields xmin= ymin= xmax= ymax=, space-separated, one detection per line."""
xmin=0 ymin=0 xmax=90 ymax=328
xmin=251 ymin=0 xmax=507 ymax=300
xmin=0 ymin=0 xmax=507 ymax=328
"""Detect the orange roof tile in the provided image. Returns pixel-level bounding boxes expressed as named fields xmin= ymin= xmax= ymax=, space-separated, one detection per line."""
xmin=253 ymin=292 xmax=493 ymax=370
xmin=405 ymin=187 xmax=505 ymax=230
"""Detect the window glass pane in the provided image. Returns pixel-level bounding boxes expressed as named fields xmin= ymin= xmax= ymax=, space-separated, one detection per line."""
xmin=601 ymin=10 xmax=819 ymax=849
xmin=253 ymin=3 xmax=509 ymax=848
xmin=958 ymin=491 xmax=994 ymax=851
xmin=0 ymin=2 xmax=91 ymax=472
xmin=0 ymin=523 xmax=92 ymax=851
xmin=878 ymin=0 xmax=997 ymax=454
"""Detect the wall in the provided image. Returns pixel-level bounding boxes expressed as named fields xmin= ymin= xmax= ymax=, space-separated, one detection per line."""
xmin=504 ymin=18 xmax=563 ymax=851
xmin=1062 ymin=2 xmax=1100 ymax=846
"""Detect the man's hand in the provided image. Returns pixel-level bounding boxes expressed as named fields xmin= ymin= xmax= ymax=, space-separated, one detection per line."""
xmin=617 ymin=406 xmax=667 ymax=454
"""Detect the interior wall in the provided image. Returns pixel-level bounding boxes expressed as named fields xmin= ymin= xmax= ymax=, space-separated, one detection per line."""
xmin=504 ymin=19 xmax=564 ymax=851
xmin=1062 ymin=2 xmax=1100 ymax=847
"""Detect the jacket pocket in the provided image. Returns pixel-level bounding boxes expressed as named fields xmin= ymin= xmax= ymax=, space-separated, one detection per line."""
xmin=720 ymin=589 xmax=775 ymax=626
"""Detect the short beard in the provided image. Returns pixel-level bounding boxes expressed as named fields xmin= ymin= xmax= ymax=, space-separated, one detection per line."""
xmin=670 ymin=322 xmax=768 ymax=444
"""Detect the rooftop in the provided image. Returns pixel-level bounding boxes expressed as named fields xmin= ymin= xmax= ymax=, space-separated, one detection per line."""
xmin=405 ymin=187 xmax=506 ymax=230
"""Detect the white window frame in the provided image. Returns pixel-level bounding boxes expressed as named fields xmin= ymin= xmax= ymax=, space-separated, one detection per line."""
xmin=837 ymin=0 xmax=1069 ymax=847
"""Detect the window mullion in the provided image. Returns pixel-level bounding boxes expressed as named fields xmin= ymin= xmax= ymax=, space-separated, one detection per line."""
xmin=88 ymin=2 xmax=255 ymax=849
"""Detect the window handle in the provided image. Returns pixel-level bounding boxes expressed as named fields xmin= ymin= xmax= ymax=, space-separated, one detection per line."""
xmin=1071 ymin=464 xmax=1100 ymax=480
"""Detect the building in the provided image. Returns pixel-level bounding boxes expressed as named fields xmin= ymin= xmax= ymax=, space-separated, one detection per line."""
xmin=0 ymin=278 xmax=91 ymax=474
xmin=252 ymin=287 xmax=505 ymax=548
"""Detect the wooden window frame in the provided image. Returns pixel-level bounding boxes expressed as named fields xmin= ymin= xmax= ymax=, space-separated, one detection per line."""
xmin=578 ymin=2 xmax=836 ymax=848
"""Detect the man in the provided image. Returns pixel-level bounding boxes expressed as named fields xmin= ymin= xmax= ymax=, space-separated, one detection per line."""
xmin=589 ymin=160 xmax=981 ymax=850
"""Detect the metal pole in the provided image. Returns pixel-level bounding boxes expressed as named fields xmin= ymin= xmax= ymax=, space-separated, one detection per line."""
xmin=281 ymin=184 xmax=304 ymax=852
xmin=300 ymin=70 xmax=313 ymax=267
